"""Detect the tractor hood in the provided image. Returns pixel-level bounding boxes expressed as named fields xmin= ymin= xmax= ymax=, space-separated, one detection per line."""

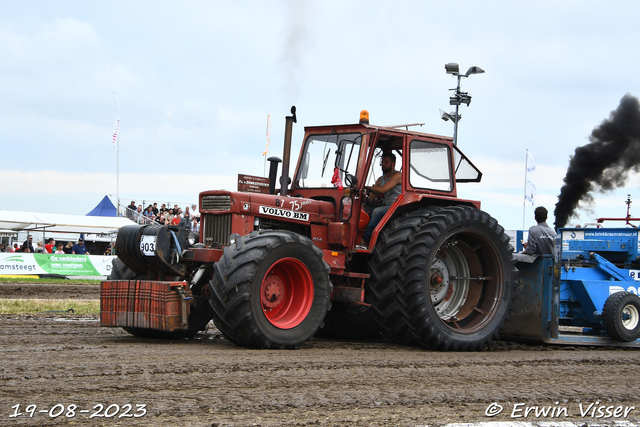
xmin=200 ymin=190 xmax=336 ymax=224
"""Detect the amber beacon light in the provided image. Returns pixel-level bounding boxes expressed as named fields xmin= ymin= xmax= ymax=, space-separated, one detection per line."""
xmin=359 ymin=110 xmax=369 ymax=124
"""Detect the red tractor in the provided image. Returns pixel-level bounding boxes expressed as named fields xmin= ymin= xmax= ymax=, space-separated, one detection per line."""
xmin=101 ymin=107 xmax=514 ymax=351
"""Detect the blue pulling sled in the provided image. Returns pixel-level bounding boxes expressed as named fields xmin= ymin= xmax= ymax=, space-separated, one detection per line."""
xmin=504 ymin=227 xmax=640 ymax=347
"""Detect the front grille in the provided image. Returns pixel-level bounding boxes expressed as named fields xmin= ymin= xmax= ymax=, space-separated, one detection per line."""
xmin=201 ymin=195 xmax=231 ymax=211
xmin=257 ymin=217 xmax=309 ymax=238
xmin=203 ymin=213 xmax=232 ymax=247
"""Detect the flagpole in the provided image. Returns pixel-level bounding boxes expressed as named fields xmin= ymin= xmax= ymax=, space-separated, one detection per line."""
xmin=523 ymin=149 xmax=528 ymax=230
xmin=113 ymin=93 xmax=120 ymax=216
xmin=263 ymin=114 xmax=271 ymax=177
xmin=117 ymin=130 xmax=119 ymax=215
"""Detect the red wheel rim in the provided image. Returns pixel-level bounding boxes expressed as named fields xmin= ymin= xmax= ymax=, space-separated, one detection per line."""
xmin=260 ymin=257 xmax=314 ymax=329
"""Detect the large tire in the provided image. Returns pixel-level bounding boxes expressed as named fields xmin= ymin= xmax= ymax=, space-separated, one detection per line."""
xmin=366 ymin=208 xmax=436 ymax=345
xmin=108 ymin=256 xmax=147 ymax=281
xmin=403 ymin=206 xmax=514 ymax=351
xmin=208 ymin=230 xmax=331 ymax=349
xmin=603 ymin=291 xmax=640 ymax=342
xmin=316 ymin=302 xmax=381 ymax=340
xmin=107 ymin=258 xmax=211 ymax=339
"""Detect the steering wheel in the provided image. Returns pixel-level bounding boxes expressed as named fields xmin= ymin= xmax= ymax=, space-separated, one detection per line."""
xmin=364 ymin=186 xmax=384 ymax=207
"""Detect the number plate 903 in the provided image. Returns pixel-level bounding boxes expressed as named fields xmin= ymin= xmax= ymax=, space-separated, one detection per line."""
xmin=140 ymin=235 xmax=156 ymax=256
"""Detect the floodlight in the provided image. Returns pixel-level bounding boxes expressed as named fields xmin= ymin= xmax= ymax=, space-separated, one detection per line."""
xmin=439 ymin=109 xmax=460 ymax=122
xmin=445 ymin=63 xmax=459 ymax=74
xmin=443 ymin=62 xmax=484 ymax=146
xmin=465 ymin=66 xmax=485 ymax=76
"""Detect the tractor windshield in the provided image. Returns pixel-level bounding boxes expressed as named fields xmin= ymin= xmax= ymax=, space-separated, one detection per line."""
xmin=296 ymin=132 xmax=362 ymax=188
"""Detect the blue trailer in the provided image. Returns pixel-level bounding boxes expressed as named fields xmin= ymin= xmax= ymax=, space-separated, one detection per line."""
xmin=503 ymin=227 xmax=640 ymax=347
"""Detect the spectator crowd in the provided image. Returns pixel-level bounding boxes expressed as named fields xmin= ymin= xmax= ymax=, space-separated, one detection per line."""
xmin=126 ymin=201 xmax=200 ymax=233
xmin=0 ymin=201 xmax=202 ymax=253
xmin=0 ymin=236 xmax=95 ymax=254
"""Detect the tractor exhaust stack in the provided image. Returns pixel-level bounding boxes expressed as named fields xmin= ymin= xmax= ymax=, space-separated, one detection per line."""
xmin=279 ymin=106 xmax=297 ymax=196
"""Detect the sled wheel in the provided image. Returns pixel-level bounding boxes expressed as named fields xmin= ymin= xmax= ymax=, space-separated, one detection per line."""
xmin=209 ymin=230 xmax=331 ymax=349
xmin=404 ymin=206 xmax=514 ymax=351
xmin=603 ymin=291 xmax=640 ymax=342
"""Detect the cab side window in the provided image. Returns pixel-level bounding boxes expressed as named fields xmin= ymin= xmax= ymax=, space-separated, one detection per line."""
xmin=409 ymin=140 xmax=453 ymax=192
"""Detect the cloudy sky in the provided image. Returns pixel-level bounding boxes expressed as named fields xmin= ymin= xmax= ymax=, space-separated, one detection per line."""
xmin=2 ymin=0 xmax=640 ymax=230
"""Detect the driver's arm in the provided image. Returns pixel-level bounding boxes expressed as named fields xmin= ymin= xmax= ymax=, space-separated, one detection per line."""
xmin=371 ymin=172 xmax=401 ymax=194
xmin=367 ymin=177 xmax=384 ymax=201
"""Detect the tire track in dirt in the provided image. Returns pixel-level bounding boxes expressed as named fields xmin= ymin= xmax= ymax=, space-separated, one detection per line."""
xmin=2 ymin=285 xmax=640 ymax=426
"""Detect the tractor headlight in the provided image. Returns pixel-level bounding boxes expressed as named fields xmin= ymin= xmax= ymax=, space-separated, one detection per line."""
xmin=187 ymin=232 xmax=197 ymax=246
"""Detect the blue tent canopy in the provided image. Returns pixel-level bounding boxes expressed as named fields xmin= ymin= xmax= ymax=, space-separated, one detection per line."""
xmin=86 ymin=195 xmax=117 ymax=217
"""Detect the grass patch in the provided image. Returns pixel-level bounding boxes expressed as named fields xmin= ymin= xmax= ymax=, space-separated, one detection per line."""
xmin=0 ymin=299 xmax=100 ymax=314
xmin=0 ymin=277 xmax=102 ymax=285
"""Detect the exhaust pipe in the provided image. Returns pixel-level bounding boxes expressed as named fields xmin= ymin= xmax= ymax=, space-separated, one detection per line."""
xmin=279 ymin=106 xmax=297 ymax=197
xmin=267 ymin=156 xmax=282 ymax=195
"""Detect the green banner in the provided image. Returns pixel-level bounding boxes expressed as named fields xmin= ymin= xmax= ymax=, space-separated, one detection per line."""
xmin=33 ymin=254 xmax=102 ymax=276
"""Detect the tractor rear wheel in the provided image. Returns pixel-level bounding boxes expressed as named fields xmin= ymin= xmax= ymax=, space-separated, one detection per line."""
xmin=208 ymin=230 xmax=331 ymax=349
xmin=603 ymin=291 xmax=640 ymax=342
xmin=403 ymin=206 xmax=514 ymax=351
xmin=108 ymin=257 xmax=212 ymax=339
xmin=366 ymin=208 xmax=436 ymax=345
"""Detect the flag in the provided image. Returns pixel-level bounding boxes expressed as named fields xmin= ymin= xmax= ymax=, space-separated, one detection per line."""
xmin=262 ymin=114 xmax=271 ymax=156
xmin=525 ymin=178 xmax=537 ymax=206
xmin=526 ymin=150 xmax=536 ymax=173
xmin=112 ymin=117 xmax=120 ymax=145
xmin=524 ymin=150 xmax=536 ymax=206
xmin=112 ymin=92 xmax=120 ymax=146
xmin=331 ymin=167 xmax=343 ymax=192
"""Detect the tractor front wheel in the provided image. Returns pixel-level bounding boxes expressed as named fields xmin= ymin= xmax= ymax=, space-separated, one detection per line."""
xmin=208 ymin=230 xmax=331 ymax=349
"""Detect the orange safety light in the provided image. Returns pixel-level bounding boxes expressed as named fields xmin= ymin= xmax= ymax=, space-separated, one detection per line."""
xmin=359 ymin=110 xmax=369 ymax=124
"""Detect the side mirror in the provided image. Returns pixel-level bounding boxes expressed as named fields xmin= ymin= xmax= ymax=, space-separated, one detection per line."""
xmin=345 ymin=173 xmax=357 ymax=187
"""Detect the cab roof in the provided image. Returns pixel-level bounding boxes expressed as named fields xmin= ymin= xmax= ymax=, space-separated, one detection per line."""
xmin=304 ymin=122 xmax=453 ymax=143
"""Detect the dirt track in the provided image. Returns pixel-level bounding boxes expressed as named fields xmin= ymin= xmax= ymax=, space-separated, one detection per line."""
xmin=2 ymin=283 xmax=640 ymax=426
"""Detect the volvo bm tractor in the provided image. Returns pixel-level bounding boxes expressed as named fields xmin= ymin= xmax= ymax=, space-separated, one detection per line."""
xmin=101 ymin=107 xmax=515 ymax=351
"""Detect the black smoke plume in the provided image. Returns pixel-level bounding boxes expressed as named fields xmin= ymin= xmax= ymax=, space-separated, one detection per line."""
xmin=554 ymin=94 xmax=640 ymax=228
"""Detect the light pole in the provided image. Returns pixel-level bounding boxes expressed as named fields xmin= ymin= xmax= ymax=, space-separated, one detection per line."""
xmin=442 ymin=63 xmax=484 ymax=146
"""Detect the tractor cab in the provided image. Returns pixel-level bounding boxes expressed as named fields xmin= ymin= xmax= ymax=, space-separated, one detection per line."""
xmin=291 ymin=111 xmax=483 ymax=251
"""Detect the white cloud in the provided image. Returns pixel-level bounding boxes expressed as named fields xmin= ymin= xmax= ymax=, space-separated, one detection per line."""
xmin=0 ymin=17 xmax=101 ymax=64
xmin=466 ymin=157 xmax=567 ymax=190
xmin=0 ymin=170 xmax=237 ymax=195
xmin=1 ymin=0 xmax=640 ymax=227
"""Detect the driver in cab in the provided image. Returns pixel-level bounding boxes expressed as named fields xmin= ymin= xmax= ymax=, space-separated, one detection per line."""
xmin=360 ymin=152 xmax=402 ymax=248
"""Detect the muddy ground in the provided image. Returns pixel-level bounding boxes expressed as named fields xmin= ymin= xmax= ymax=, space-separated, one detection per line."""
xmin=1 ymin=283 xmax=640 ymax=426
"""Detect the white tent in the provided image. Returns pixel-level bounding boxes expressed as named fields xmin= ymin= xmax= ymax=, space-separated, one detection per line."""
xmin=0 ymin=210 xmax=136 ymax=234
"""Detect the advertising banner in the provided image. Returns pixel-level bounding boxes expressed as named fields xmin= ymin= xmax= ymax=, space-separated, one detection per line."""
xmin=237 ymin=174 xmax=270 ymax=194
xmin=0 ymin=253 xmax=116 ymax=276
